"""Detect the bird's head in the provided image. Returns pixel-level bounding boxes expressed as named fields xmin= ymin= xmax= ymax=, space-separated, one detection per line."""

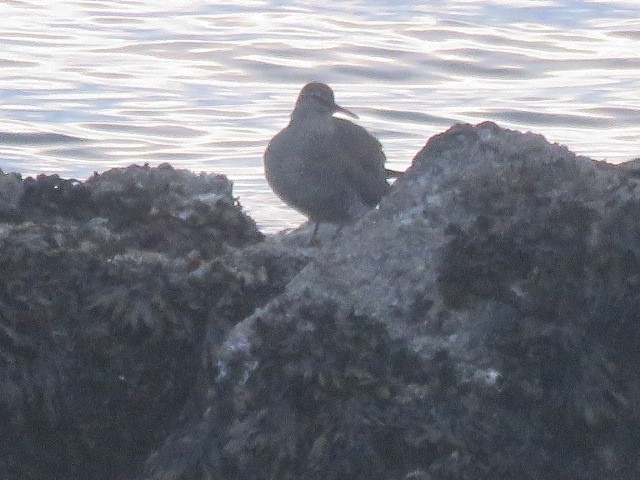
xmin=295 ymin=82 xmax=358 ymax=119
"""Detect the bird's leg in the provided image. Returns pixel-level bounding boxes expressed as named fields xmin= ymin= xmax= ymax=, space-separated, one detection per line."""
xmin=308 ymin=222 xmax=320 ymax=246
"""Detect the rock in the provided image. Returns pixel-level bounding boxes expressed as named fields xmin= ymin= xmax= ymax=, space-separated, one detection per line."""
xmin=0 ymin=164 xmax=312 ymax=479
xmin=16 ymin=163 xmax=263 ymax=254
xmin=0 ymin=169 xmax=24 ymax=218
xmin=3 ymin=123 xmax=640 ymax=479
xmin=144 ymin=123 xmax=640 ymax=479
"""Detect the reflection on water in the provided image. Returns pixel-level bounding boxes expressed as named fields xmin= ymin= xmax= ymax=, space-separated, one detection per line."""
xmin=1 ymin=0 xmax=639 ymax=232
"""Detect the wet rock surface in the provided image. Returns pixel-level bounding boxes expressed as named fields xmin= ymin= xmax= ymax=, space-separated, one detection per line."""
xmin=3 ymin=123 xmax=640 ymax=479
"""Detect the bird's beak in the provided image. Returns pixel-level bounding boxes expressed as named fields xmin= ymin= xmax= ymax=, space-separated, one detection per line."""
xmin=333 ymin=104 xmax=359 ymax=119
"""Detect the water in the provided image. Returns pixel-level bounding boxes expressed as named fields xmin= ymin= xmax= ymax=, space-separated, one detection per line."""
xmin=1 ymin=0 xmax=639 ymax=233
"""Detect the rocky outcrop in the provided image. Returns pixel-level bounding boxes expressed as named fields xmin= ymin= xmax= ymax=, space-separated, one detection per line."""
xmin=2 ymin=123 xmax=640 ymax=479
xmin=144 ymin=123 xmax=640 ymax=480
xmin=0 ymin=164 xmax=309 ymax=479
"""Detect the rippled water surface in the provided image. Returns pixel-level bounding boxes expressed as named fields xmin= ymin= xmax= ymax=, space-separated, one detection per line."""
xmin=1 ymin=1 xmax=639 ymax=232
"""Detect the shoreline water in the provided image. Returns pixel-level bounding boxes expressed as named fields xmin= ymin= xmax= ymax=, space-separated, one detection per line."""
xmin=2 ymin=1 xmax=639 ymax=233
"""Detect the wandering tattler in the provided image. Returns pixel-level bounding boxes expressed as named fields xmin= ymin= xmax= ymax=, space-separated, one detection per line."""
xmin=264 ymin=82 xmax=395 ymax=244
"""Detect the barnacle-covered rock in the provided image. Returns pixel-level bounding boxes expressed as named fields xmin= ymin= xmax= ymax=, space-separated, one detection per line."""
xmin=15 ymin=163 xmax=263 ymax=254
xmin=144 ymin=123 xmax=640 ymax=480
xmin=4 ymin=124 xmax=640 ymax=480
xmin=0 ymin=164 xmax=311 ymax=479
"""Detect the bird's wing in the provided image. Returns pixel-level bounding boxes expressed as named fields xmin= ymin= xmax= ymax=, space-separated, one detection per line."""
xmin=334 ymin=118 xmax=390 ymax=206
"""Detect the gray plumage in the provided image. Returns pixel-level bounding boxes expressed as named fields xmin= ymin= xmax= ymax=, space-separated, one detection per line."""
xmin=264 ymin=82 xmax=391 ymax=241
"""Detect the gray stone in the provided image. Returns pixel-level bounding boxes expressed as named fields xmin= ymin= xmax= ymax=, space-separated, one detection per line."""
xmin=148 ymin=122 xmax=640 ymax=479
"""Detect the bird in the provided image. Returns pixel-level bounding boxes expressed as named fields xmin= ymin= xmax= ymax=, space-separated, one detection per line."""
xmin=264 ymin=82 xmax=396 ymax=244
